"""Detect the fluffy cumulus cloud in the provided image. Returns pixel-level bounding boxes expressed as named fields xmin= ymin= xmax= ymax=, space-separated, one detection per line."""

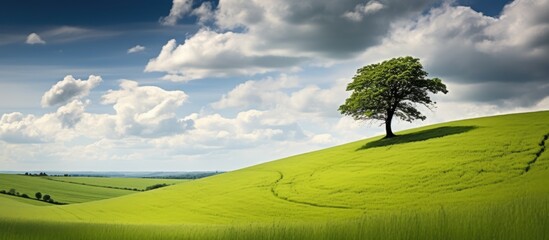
xmin=101 ymin=80 xmax=191 ymax=138
xmin=192 ymin=2 xmax=215 ymax=25
xmin=25 ymin=33 xmax=46 ymax=44
xmin=0 ymin=104 xmax=86 ymax=144
xmin=56 ymin=100 xmax=88 ymax=128
xmin=145 ymin=31 xmax=305 ymax=82
xmin=0 ymin=112 xmax=43 ymax=143
xmin=147 ymin=0 xmax=437 ymax=81
xmin=128 ymin=45 xmax=146 ymax=54
xmin=41 ymin=75 xmax=102 ymax=107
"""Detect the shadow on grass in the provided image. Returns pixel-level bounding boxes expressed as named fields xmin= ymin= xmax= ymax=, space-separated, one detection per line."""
xmin=358 ymin=126 xmax=478 ymax=151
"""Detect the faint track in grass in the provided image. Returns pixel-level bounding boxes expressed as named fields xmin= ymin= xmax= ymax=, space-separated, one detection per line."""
xmin=523 ymin=132 xmax=549 ymax=173
xmin=270 ymin=171 xmax=353 ymax=210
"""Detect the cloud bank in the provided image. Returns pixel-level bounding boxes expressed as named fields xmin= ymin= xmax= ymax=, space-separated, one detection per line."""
xmin=147 ymin=0 xmax=437 ymax=81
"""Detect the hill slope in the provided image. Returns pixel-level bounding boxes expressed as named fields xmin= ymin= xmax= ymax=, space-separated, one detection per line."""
xmin=1 ymin=111 xmax=548 ymax=225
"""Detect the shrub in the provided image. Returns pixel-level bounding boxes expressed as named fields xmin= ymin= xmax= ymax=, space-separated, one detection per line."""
xmin=8 ymin=189 xmax=16 ymax=195
xmin=145 ymin=183 xmax=169 ymax=191
xmin=42 ymin=194 xmax=51 ymax=202
xmin=21 ymin=194 xmax=29 ymax=198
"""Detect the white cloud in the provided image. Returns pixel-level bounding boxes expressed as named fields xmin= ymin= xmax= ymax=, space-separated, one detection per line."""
xmin=101 ymin=80 xmax=191 ymax=138
xmin=41 ymin=75 xmax=102 ymax=107
xmin=128 ymin=45 xmax=146 ymax=54
xmin=343 ymin=1 xmax=385 ymax=22
xmin=160 ymin=0 xmax=194 ymax=26
xmin=145 ymin=31 xmax=304 ymax=81
xmin=192 ymin=2 xmax=215 ymax=25
xmin=0 ymin=101 xmax=86 ymax=144
xmin=25 ymin=33 xmax=46 ymax=45
xmin=212 ymin=74 xmax=349 ymax=118
xmin=56 ymin=100 xmax=88 ymax=128
xmin=0 ymin=112 xmax=43 ymax=143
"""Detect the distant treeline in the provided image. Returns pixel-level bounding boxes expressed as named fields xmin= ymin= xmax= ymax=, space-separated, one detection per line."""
xmin=19 ymin=171 xmax=224 ymax=179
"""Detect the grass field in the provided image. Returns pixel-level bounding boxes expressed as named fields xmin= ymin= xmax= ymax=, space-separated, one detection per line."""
xmin=1 ymin=199 xmax=547 ymax=240
xmin=47 ymin=176 xmax=188 ymax=190
xmin=0 ymin=175 xmax=188 ymax=204
xmin=0 ymin=111 xmax=548 ymax=239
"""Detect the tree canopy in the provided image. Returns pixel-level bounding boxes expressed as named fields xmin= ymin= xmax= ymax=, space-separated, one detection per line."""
xmin=339 ymin=56 xmax=448 ymax=138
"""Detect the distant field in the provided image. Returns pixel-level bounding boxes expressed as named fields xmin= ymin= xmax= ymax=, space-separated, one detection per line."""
xmin=0 ymin=174 xmax=135 ymax=204
xmin=48 ymin=176 xmax=188 ymax=190
xmin=0 ymin=175 xmax=187 ymax=204
xmin=1 ymin=111 xmax=548 ymax=239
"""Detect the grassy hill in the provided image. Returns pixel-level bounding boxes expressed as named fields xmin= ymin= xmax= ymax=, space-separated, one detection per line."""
xmin=1 ymin=111 xmax=548 ymax=239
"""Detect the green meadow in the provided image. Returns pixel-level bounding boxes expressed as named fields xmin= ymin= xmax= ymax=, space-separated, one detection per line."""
xmin=0 ymin=175 xmax=187 ymax=204
xmin=47 ymin=176 xmax=188 ymax=190
xmin=0 ymin=111 xmax=548 ymax=239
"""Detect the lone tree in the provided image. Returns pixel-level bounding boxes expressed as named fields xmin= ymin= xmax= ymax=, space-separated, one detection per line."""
xmin=339 ymin=56 xmax=448 ymax=138
xmin=35 ymin=192 xmax=42 ymax=200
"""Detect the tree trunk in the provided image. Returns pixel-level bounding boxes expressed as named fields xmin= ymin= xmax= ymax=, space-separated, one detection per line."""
xmin=385 ymin=112 xmax=396 ymax=138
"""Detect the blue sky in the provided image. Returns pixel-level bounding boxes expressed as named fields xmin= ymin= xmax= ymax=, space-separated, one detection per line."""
xmin=1 ymin=0 xmax=548 ymax=171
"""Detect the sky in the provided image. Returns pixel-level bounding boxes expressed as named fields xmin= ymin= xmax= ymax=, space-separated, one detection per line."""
xmin=0 ymin=0 xmax=548 ymax=171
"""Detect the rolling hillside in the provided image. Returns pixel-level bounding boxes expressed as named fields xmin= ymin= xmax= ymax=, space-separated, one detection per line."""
xmin=1 ymin=111 xmax=548 ymax=239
